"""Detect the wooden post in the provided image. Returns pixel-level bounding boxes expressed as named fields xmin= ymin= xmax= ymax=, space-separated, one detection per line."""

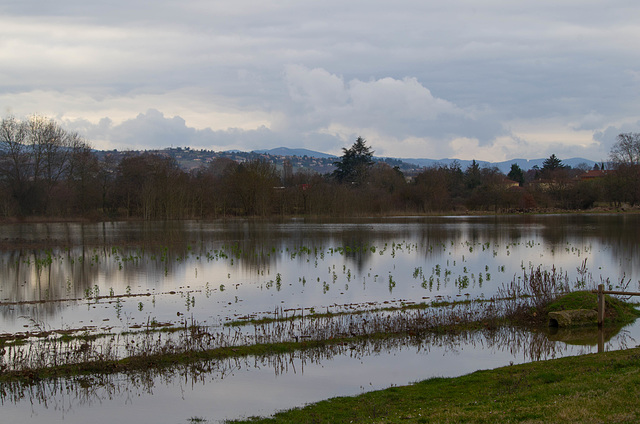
xmin=598 ymin=327 xmax=604 ymax=353
xmin=597 ymin=284 xmax=605 ymax=327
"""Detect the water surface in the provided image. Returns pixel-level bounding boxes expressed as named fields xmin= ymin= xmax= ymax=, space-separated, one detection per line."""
xmin=1 ymin=214 xmax=639 ymax=422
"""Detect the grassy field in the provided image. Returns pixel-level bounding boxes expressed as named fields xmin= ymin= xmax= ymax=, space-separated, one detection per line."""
xmin=225 ymin=346 xmax=640 ymax=423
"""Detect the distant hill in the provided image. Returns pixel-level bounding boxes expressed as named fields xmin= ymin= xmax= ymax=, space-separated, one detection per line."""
xmin=252 ymin=147 xmax=597 ymax=172
xmin=399 ymin=157 xmax=598 ymax=173
xmin=96 ymin=146 xmax=599 ymax=175
xmin=253 ymin=147 xmax=336 ymax=159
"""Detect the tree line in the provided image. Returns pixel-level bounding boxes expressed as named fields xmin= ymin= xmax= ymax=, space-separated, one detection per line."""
xmin=1 ymin=116 xmax=639 ymax=219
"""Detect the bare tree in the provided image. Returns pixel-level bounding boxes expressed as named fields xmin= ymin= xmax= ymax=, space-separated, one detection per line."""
xmin=0 ymin=117 xmax=29 ymax=190
xmin=610 ymin=133 xmax=640 ymax=166
xmin=0 ymin=115 xmax=92 ymax=214
xmin=607 ymin=132 xmax=640 ymax=206
xmin=224 ymin=159 xmax=280 ymax=216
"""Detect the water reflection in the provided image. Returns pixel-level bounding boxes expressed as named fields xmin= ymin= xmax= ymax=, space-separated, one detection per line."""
xmin=1 ymin=215 xmax=639 ymax=248
xmin=1 ymin=323 xmax=636 ymax=424
xmin=2 ymin=215 xmax=639 ymax=422
xmin=1 ymin=215 xmax=640 ymax=337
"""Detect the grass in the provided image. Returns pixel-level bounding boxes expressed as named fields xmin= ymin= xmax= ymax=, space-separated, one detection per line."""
xmin=547 ymin=290 xmax=600 ymax=312
xmin=224 ymin=298 xmax=486 ymax=327
xmin=224 ymin=346 xmax=640 ymax=423
xmin=547 ymin=291 xmax=640 ymax=324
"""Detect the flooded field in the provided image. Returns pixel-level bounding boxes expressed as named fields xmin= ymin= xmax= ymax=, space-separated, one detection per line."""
xmin=1 ymin=214 xmax=639 ymax=422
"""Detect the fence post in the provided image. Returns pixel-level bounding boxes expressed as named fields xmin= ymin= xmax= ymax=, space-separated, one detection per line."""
xmin=597 ymin=284 xmax=605 ymax=327
xmin=598 ymin=327 xmax=604 ymax=353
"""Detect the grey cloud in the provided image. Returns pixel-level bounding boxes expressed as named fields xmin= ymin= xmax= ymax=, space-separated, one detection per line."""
xmin=594 ymin=121 xmax=640 ymax=154
xmin=5 ymin=1 xmax=640 ymax=161
xmin=67 ymin=109 xmax=343 ymax=153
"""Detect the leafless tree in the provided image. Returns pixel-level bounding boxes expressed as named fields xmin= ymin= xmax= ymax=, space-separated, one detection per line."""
xmin=610 ymin=133 xmax=640 ymax=166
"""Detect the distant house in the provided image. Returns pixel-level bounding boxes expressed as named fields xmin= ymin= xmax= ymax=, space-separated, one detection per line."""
xmin=503 ymin=177 xmax=521 ymax=188
xmin=580 ymin=170 xmax=607 ymax=181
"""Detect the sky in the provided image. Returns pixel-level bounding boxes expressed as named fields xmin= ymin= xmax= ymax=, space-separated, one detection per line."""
xmin=2 ymin=1 xmax=640 ymax=161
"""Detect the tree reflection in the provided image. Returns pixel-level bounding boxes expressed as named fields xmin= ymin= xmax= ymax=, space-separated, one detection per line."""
xmin=1 ymin=324 xmax=631 ymax=412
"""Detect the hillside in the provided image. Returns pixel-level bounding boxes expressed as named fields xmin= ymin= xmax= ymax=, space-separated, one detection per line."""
xmin=95 ymin=146 xmax=599 ymax=176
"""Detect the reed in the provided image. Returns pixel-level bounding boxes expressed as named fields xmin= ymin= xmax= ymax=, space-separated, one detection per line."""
xmin=0 ymin=261 xmax=634 ymax=382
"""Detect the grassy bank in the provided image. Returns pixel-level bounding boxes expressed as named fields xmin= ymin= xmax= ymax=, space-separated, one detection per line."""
xmin=226 ymin=346 xmax=640 ymax=423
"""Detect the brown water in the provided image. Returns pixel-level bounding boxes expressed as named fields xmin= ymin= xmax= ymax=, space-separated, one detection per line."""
xmin=1 ymin=214 xmax=639 ymax=423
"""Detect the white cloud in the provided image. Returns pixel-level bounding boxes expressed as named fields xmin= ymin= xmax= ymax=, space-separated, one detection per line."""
xmin=282 ymin=65 xmax=509 ymax=157
xmin=347 ymin=77 xmax=461 ymax=124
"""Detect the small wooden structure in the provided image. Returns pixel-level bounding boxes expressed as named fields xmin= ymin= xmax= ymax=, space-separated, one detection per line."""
xmin=593 ymin=284 xmax=640 ymax=326
xmin=591 ymin=284 xmax=640 ymax=352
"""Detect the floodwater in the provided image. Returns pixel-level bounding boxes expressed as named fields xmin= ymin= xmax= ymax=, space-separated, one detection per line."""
xmin=1 ymin=215 xmax=639 ymax=423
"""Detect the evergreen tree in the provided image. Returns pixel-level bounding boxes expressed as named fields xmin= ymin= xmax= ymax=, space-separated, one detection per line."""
xmin=464 ymin=160 xmax=482 ymax=189
xmin=542 ymin=154 xmax=566 ymax=172
xmin=507 ymin=163 xmax=525 ymax=186
xmin=333 ymin=137 xmax=374 ymax=184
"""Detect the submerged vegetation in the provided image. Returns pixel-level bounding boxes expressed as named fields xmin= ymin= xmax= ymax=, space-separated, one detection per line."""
xmin=0 ymin=261 xmax=636 ymax=384
xmin=1 ymin=326 xmax=596 ymax=412
xmin=0 ymin=301 xmax=495 ymax=381
xmin=1 ymin=215 xmax=639 ymax=422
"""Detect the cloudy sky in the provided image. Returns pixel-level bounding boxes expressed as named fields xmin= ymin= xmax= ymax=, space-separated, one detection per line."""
xmin=2 ymin=1 xmax=640 ymax=161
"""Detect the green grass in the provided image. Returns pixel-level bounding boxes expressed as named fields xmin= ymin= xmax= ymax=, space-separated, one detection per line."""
xmin=546 ymin=291 xmax=640 ymax=324
xmin=546 ymin=291 xmax=599 ymax=312
xmin=225 ymin=347 xmax=640 ymax=423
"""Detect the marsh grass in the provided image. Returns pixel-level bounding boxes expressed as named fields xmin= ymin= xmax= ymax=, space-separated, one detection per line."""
xmin=0 ymin=326 xmax=577 ymax=409
xmin=499 ymin=264 xmax=571 ymax=312
xmin=225 ymin=298 xmax=488 ymax=327
xmin=0 ymin=300 xmax=499 ymax=381
xmin=1 ymin=262 xmax=637 ymax=383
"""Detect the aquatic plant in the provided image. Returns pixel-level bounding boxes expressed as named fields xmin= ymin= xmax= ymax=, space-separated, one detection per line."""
xmin=413 ymin=267 xmax=422 ymax=279
xmin=114 ymin=298 xmax=123 ymax=318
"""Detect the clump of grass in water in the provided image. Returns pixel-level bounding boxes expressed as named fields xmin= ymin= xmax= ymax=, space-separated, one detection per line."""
xmin=498 ymin=264 xmax=570 ymax=323
xmin=498 ymin=262 xmax=640 ymax=326
xmin=547 ymin=291 xmax=640 ymax=325
xmin=499 ymin=264 xmax=570 ymax=313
